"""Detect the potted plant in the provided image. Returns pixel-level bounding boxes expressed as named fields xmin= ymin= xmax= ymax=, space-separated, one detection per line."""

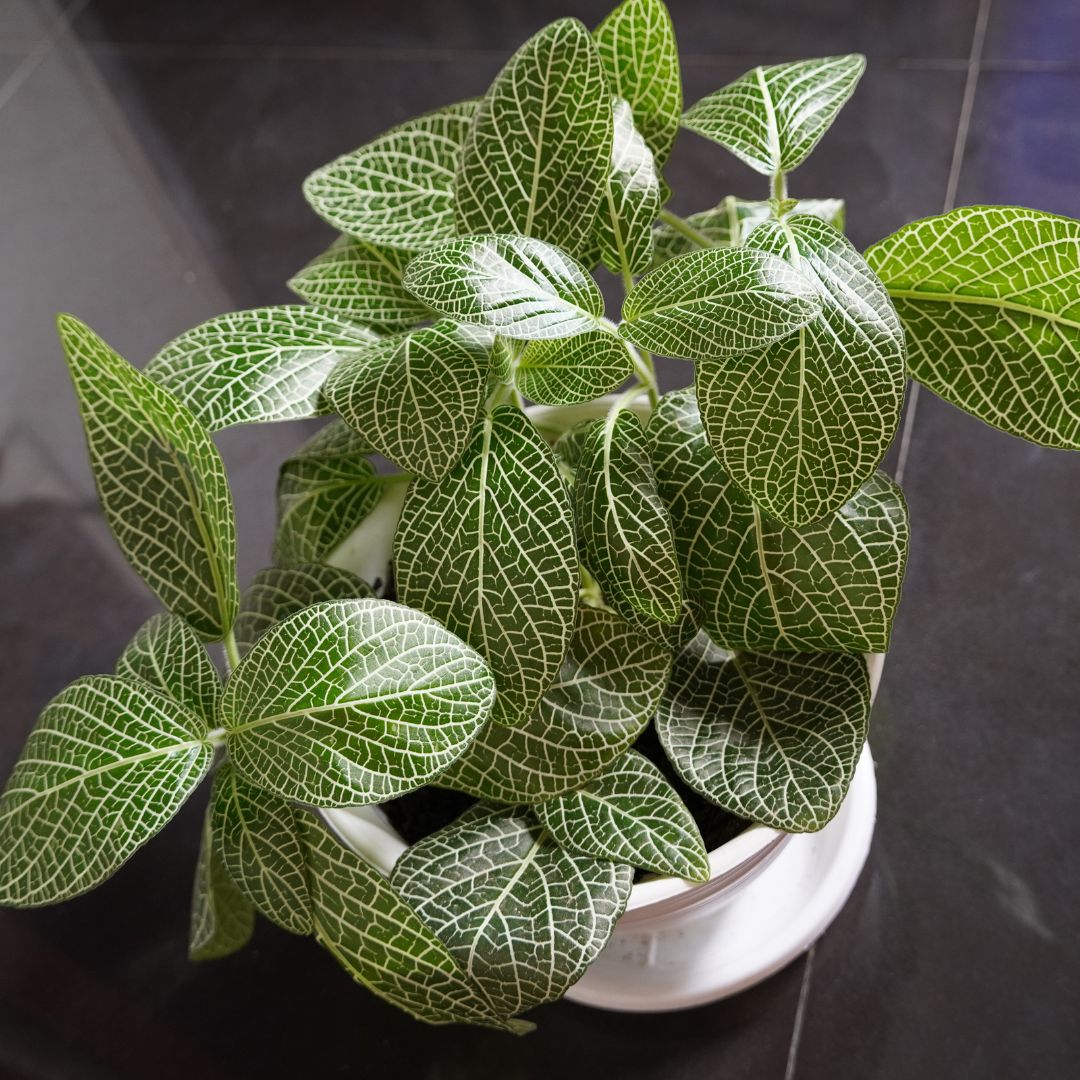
xmin=3 ymin=0 xmax=1077 ymax=1032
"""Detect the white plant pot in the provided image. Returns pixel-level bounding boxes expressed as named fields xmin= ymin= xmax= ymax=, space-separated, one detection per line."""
xmin=321 ymin=398 xmax=883 ymax=1013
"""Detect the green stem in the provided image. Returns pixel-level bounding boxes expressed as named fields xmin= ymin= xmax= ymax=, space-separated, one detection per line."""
xmin=624 ymin=342 xmax=658 ymax=408
xmin=771 ymin=170 xmax=788 ymax=204
xmin=658 ymin=207 xmax=714 ymax=249
xmin=223 ymin=628 xmax=241 ymax=672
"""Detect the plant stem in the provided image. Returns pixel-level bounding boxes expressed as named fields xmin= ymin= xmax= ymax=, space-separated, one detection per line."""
xmin=223 ymin=628 xmax=241 ymax=672
xmin=658 ymin=208 xmax=714 ymax=249
xmin=625 ymin=342 xmax=659 ymax=407
xmin=771 ymin=170 xmax=788 ymax=204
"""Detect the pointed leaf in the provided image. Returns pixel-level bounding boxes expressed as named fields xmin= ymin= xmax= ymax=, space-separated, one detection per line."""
xmin=649 ymin=391 xmax=908 ymax=652
xmin=57 ymin=315 xmax=238 ymax=640
xmin=190 ymin=802 xmax=255 ymax=960
xmin=657 ymin=632 xmax=870 ymax=831
xmin=866 ymin=205 xmax=1080 ymax=449
xmin=304 ymin=99 xmax=478 ymax=249
xmin=619 ymin=247 xmax=819 ymax=360
xmin=403 ymin=234 xmax=603 ymax=341
xmin=324 ymin=320 xmax=490 ymax=480
xmin=395 ymin=407 xmax=578 ymax=727
xmin=455 ymin=19 xmax=611 ymax=258
xmin=0 ymin=675 xmax=213 ymax=907
xmin=115 ymin=612 xmax=221 ymax=726
xmin=438 ymin=607 xmax=670 ymax=802
xmin=220 ymin=599 xmax=495 ymax=806
xmin=574 ymin=408 xmax=682 ymax=623
xmin=393 ymin=805 xmax=633 ymax=1016
xmin=516 ymin=329 xmax=633 ymax=405
xmin=682 ymin=55 xmax=865 ymax=175
xmin=535 ymin=749 xmax=709 ymax=880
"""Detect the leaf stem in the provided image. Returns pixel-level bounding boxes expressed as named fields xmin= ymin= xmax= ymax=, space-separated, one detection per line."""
xmin=223 ymin=628 xmax=241 ymax=672
xmin=658 ymin=208 xmax=714 ymax=249
xmin=771 ymin=170 xmax=788 ymax=204
xmin=624 ymin=342 xmax=659 ymax=407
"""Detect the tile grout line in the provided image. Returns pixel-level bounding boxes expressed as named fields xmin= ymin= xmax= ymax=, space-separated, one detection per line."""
xmin=0 ymin=0 xmax=88 ymax=115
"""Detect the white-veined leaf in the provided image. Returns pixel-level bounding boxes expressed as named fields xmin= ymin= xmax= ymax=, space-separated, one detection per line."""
xmin=516 ymin=329 xmax=633 ymax=405
xmin=189 ymin=801 xmax=255 ymax=961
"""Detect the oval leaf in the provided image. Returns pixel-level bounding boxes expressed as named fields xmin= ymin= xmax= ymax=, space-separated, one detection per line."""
xmin=516 ymin=329 xmax=633 ymax=405
xmin=190 ymin=802 xmax=255 ymax=961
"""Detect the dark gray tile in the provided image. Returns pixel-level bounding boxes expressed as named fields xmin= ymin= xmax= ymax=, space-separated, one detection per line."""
xmin=983 ymin=0 xmax=1080 ymax=63
xmin=0 ymin=0 xmax=50 ymax=45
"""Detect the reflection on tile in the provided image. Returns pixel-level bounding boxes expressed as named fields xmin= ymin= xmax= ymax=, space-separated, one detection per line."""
xmin=0 ymin=0 xmax=51 ymax=45
xmin=983 ymin=0 xmax=1080 ymax=63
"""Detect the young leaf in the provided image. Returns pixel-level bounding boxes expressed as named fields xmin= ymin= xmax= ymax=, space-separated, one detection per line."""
xmin=594 ymin=0 xmax=682 ymax=167
xmin=403 ymin=234 xmax=604 ymax=341
xmin=0 ymin=675 xmax=213 ymax=907
xmin=393 ymin=805 xmax=633 ymax=1016
xmin=619 ymin=247 xmax=819 ymax=360
xmin=57 ymin=316 xmax=238 ymax=641
xmin=595 ymin=97 xmax=662 ymax=277
xmin=437 ymin=607 xmax=671 ymax=802
xmin=455 ymin=19 xmax=611 ymax=259
xmin=300 ymin=817 xmax=524 ymax=1030
xmin=657 ymin=632 xmax=870 ymax=831
xmin=211 ymin=763 xmax=312 ymax=936
xmin=697 ymin=214 xmax=905 ymax=527
xmin=866 ymin=205 xmax=1080 ymax=449
xmin=574 ymin=408 xmax=682 ymax=623
xmin=534 ymin=749 xmax=710 ymax=881
xmin=233 ymin=564 xmax=372 ymax=656
xmin=288 ymin=238 xmax=434 ymax=332
xmin=303 ymin=99 xmax=478 ymax=250
xmin=682 ymin=55 xmax=865 ymax=175
xmin=190 ymin=803 xmax=255 ymax=961
xmin=115 ymin=613 xmax=221 ymax=726
xmin=395 ymin=407 xmax=578 ymax=727
xmin=144 ymin=306 xmax=378 ymax=432
xmin=649 ymin=391 xmax=908 ymax=652
xmin=323 ymin=320 xmax=490 ymax=481
xmin=220 ymin=599 xmax=495 ymax=806
xmin=516 ymin=329 xmax=633 ymax=405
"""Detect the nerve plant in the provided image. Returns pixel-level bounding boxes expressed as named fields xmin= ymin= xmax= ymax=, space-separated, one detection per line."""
xmin=3 ymin=0 xmax=1077 ymax=1031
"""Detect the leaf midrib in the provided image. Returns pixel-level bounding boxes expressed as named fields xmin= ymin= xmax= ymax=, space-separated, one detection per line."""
xmin=886 ymin=287 xmax=1080 ymax=331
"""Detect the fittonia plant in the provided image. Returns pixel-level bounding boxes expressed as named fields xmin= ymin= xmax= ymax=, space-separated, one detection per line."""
xmin=3 ymin=0 xmax=1077 ymax=1031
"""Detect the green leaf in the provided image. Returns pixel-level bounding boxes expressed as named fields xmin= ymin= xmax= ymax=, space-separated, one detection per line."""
xmin=516 ymin=329 xmax=633 ymax=406
xmin=403 ymin=234 xmax=604 ymax=341
xmin=652 ymin=196 xmax=845 ymax=263
xmin=300 ymin=815 xmax=525 ymax=1031
xmin=115 ymin=612 xmax=221 ymax=726
xmin=455 ymin=18 xmax=611 ymax=259
xmin=144 ymin=306 xmax=378 ymax=432
xmin=0 ymin=675 xmax=212 ymax=907
xmin=395 ymin=407 xmax=578 ymax=727
xmin=304 ymin=99 xmax=478 ymax=250
xmin=866 ymin=205 xmax=1080 ymax=449
xmin=190 ymin=802 xmax=255 ymax=961
xmin=594 ymin=0 xmax=682 ymax=167
xmin=682 ymin=55 xmax=865 ymax=175
xmin=56 ymin=315 xmax=238 ymax=641
xmin=392 ymin=804 xmax=633 ymax=1015
xmin=619 ymin=247 xmax=819 ymax=360
xmin=574 ymin=408 xmax=682 ymax=623
xmin=697 ymin=214 xmax=905 ymax=527
xmin=657 ymin=632 xmax=870 ymax=831
xmin=323 ymin=320 xmax=490 ymax=480
xmin=534 ymin=749 xmax=709 ymax=880
xmin=438 ymin=607 xmax=670 ymax=802
xmin=220 ymin=599 xmax=494 ymax=806
xmin=596 ymin=97 xmax=662 ymax=276
xmin=649 ymin=390 xmax=908 ymax=652
xmin=273 ymin=422 xmax=383 ymax=565
xmin=288 ymin=237 xmax=435 ymax=332
xmin=210 ymin=763 xmax=312 ymax=935
xmin=233 ymin=564 xmax=372 ymax=656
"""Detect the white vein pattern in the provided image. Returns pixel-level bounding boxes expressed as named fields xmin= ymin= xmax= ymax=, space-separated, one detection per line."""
xmin=392 ymin=804 xmax=633 ymax=1016
xmin=190 ymin=801 xmax=255 ymax=960
xmin=304 ymin=99 xmax=478 ymax=250
xmin=221 ymin=599 xmax=495 ymax=807
xmin=455 ymin=19 xmax=612 ymax=259
xmin=682 ymin=55 xmax=865 ymax=175
xmin=115 ymin=612 xmax=222 ymax=725
xmin=534 ymin=749 xmax=710 ymax=880
xmin=657 ymin=631 xmax=870 ymax=832
xmin=0 ymin=675 xmax=213 ymax=906
xmin=866 ymin=205 xmax=1080 ymax=449
xmin=145 ymin=306 xmax=378 ymax=432
xmin=395 ymin=407 xmax=579 ymax=727
xmin=403 ymin=234 xmax=604 ymax=341
xmin=620 ymin=246 xmax=820 ymax=360
xmin=57 ymin=316 xmax=238 ymax=641
xmin=437 ymin=607 xmax=671 ymax=802
xmin=324 ymin=320 xmax=491 ymax=481
xmin=697 ymin=214 xmax=906 ymax=528
xmin=649 ymin=391 xmax=908 ymax=653
xmin=516 ymin=329 xmax=633 ymax=406
xmin=211 ymin=763 xmax=312 ymax=935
